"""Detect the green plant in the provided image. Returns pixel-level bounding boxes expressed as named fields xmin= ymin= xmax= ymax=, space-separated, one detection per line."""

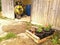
xmin=44 ymin=24 xmax=52 ymax=31
xmin=34 ymin=25 xmax=43 ymax=32
xmin=37 ymin=28 xmax=43 ymax=32
xmin=52 ymin=36 xmax=58 ymax=45
xmin=51 ymin=31 xmax=60 ymax=45
xmin=4 ymin=32 xmax=17 ymax=39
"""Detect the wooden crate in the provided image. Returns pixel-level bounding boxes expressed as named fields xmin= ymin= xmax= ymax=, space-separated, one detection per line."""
xmin=25 ymin=30 xmax=52 ymax=43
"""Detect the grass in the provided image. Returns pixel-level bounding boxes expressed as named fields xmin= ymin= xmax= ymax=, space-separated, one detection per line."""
xmin=51 ymin=30 xmax=60 ymax=45
xmin=4 ymin=32 xmax=17 ymax=39
xmin=0 ymin=32 xmax=17 ymax=42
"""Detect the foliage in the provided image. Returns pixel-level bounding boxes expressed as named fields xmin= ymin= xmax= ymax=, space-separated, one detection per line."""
xmin=0 ymin=32 xmax=17 ymax=42
xmin=44 ymin=24 xmax=52 ymax=31
xmin=51 ymin=31 xmax=60 ymax=45
xmin=52 ymin=36 xmax=58 ymax=44
xmin=37 ymin=28 xmax=43 ymax=32
xmin=36 ymin=25 xmax=43 ymax=32
xmin=5 ymin=32 xmax=17 ymax=39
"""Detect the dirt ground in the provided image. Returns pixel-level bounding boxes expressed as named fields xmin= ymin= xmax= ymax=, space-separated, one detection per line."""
xmin=0 ymin=36 xmax=57 ymax=45
xmin=0 ymin=12 xmax=60 ymax=45
xmin=0 ymin=36 xmax=52 ymax=45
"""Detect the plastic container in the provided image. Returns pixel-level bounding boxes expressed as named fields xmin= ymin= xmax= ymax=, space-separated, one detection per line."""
xmin=26 ymin=5 xmax=31 ymax=16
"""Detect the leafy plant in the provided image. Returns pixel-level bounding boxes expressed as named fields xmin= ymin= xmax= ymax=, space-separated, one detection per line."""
xmin=37 ymin=28 xmax=43 ymax=32
xmin=52 ymin=36 xmax=58 ymax=44
xmin=44 ymin=24 xmax=52 ymax=31
xmin=36 ymin=25 xmax=43 ymax=32
xmin=51 ymin=31 xmax=60 ymax=45
xmin=4 ymin=32 xmax=17 ymax=39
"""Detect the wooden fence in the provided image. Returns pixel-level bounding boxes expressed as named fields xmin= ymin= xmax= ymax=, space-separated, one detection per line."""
xmin=1 ymin=0 xmax=14 ymax=19
xmin=31 ymin=0 xmax=60 ymax=30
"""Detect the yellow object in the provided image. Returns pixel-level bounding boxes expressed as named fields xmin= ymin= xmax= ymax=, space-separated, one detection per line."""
xmin=14 ymin=5 xmax=23 ymax=15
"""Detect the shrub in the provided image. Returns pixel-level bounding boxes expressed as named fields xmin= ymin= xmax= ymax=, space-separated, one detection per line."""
xmin=44 ymin=24 xmax=52 ymax=31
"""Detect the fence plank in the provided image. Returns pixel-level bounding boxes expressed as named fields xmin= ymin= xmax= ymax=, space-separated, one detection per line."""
xmin=31 ymin=0 xmax=60 ymax=29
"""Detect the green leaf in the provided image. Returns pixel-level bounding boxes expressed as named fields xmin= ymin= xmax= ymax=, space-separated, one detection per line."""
xmin=44 ymin=25 xmax=52 ymax=31
xmin=52 ymin=39 xmax=58 ymax=44
xmin=37 ymin=28 xmax=42 ymax=32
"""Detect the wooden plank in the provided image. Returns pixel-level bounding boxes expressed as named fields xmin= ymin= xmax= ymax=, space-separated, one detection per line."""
xmin=31 ymin=0 xmax=60 ymax=30
xmin=26 ymin=30 xmax=52 ymax=43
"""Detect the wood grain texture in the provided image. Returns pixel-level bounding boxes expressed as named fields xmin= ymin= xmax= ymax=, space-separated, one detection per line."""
xmin=1 ymin=0 xmax=14 ymax=19
xmin=31 ymin=0 xmax=60 ymax=30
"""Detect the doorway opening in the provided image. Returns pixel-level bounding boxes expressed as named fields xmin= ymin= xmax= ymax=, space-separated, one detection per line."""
xmin=14 ymin=0 xmax=32 ymax=22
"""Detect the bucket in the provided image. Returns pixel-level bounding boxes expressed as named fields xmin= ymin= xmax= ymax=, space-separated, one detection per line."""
xmin=26 ymin=5 xmax=31 ymax=16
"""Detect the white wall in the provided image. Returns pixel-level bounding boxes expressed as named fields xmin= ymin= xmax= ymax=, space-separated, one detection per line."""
xmin=1 ymin=0 xmax=14 ymax=19
xmin=31 ymin=0 xmax=60 ymax=29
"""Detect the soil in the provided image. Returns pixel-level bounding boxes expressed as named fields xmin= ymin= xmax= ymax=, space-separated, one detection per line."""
xmin=44 ymin=29 xmax=54 ymax=37
xmin=2 ymin=21 xmax=27 ymax=34
xmin=35 ymin=31 xmax=45 ymax=39
xmin=35 ymin=29 xmax=55 ymax=39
